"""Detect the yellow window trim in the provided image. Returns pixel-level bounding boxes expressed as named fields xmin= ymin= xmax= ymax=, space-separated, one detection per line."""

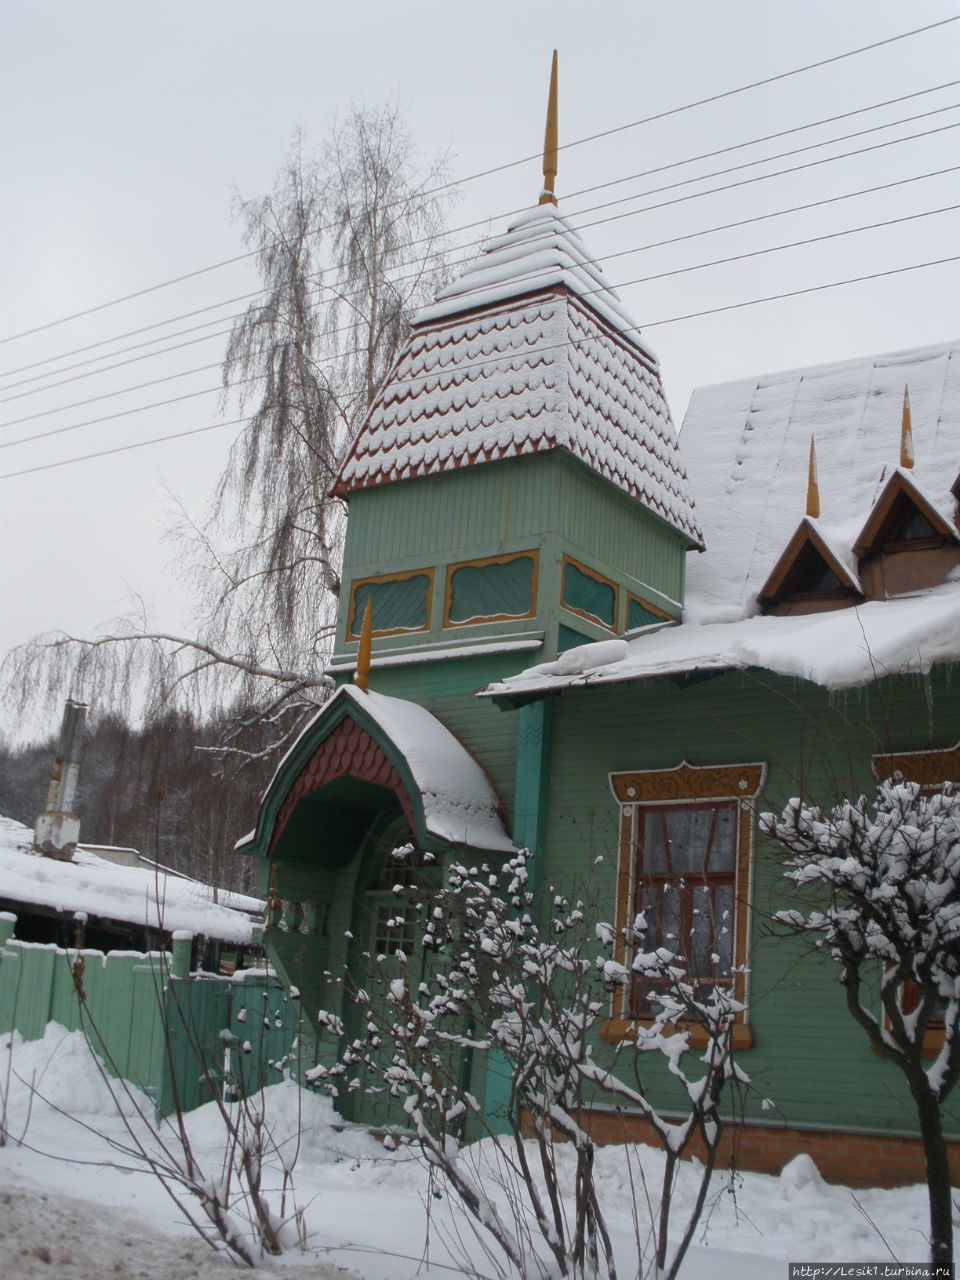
xmin=347 ymin=567 xmax=435 ymax=640
xmin=561 ymin=555 xmax=618 ymax=631
xmin=442 ymin=550 xmax=540 ymax=628
xmin=604 ymin=761 xmax=766 ymax=1047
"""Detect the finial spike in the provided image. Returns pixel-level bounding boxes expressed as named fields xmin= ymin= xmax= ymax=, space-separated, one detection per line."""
xmin=806 ymin=436 xmax=820 ymax=519
xmin=539 ymin=50 xmax=559 ymax=207
xmin=354 ymin=598 xmax=373 ymax=693
xmin=900 ymin=385 xmax=915 ymax=469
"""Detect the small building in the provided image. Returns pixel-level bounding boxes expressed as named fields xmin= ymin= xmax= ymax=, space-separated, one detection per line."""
xmin=238 ymin=77 xmax=960 ymax=1184
xmin=1 ymin=815 xmax=263 ymax=970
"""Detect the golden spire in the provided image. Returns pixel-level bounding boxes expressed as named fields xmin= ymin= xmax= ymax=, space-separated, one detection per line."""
xmin=539 ymin=50 xmax=559 ymax=206
xmin=806 ymin=435 xmax=820 ymax=519
xmin=900 ymin=385 xmax=915 ymax=469
xmin=354 ymin=598 xmax=373 ymax=693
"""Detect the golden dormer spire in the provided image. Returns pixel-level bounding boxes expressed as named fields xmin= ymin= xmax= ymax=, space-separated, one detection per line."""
xmin=354 ymin=598 xmax=373 ymax=693
xmin=539 ymin=50 xmax=559 ymax=206
xmin=806 ymin=435 xmax=820 ymax=519
xmin=900 ymin=385 xmax=915 ymax=469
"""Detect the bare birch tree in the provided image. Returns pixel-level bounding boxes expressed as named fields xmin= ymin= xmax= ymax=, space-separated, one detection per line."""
xmin=3 ymin=106 xmax=454 ymax=760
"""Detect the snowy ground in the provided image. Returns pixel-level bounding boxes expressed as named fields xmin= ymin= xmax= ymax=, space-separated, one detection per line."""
xmin=0 ymin=1025 xmax=951 ymax=1278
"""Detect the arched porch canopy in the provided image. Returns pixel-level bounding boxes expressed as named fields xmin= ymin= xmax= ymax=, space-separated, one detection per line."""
xmin=237 ymin=685 xmax=516 ymax=864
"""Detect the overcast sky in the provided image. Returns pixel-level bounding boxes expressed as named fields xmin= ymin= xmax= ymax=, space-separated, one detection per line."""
xmin=2 ymin=0 xmax=959 ymax=719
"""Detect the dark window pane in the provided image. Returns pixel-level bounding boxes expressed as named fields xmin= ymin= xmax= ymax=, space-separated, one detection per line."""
xmin=641 ymin=812 xmax=668 ymax=873
xmin=448 ymin=556 xmax=535 ymax=624
xmin=562 ymin=561 xmax=616 ymax=627
xmin=352 ymin=574 xmax=430 ymax=634
xmin=627 ymin=597 xmax=667 ymax=630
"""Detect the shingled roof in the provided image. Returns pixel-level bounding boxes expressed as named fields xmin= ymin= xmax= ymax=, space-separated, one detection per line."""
xmin=334 ymin=206 xmax=702 ymax=547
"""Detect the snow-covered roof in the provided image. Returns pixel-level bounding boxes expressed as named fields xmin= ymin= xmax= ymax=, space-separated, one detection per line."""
xmin=335 ymin=207 xmax=702 ymax=546
xmin=681 ymin=341 xmax=960 ymax=623
xmin=416 ymin=206 xmax=653 ymax=347
xmin=484 ymin=342 xmax=960 ymax=702
xmin=347 ymin=687 xmax=515 ymax=851
xmin=0 ymin=815 xmax=262 ymax=944
xmin=244 ymin=685 xmax=516 ymax=854
xmin=482 ymin=579 xmax=960 ymax=699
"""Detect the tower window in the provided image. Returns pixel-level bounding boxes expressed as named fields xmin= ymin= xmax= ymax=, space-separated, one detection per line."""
xmin=562 ymin=557 xmax=617 ymax=629
xmin=348 ymin=569 xmax=433 ymax=638
xmin=444 ymin=552 xmax=538 ymax=626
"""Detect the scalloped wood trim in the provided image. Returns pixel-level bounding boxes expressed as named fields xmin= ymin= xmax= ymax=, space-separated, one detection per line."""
xmin=610 ymin=761 xmax=765 ymax=804
xmin=871 ymin=741 xmax=960 ymax=784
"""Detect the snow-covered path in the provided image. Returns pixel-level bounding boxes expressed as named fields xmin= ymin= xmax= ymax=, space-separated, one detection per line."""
xmin=0 ymin=1026 xmax=950 ymax=1278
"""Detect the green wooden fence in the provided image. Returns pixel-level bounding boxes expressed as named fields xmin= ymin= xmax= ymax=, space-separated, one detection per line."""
xmin=0 ymin=914 xmax=299 ymax=1115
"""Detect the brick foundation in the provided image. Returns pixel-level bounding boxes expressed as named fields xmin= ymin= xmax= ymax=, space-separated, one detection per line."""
xmin=578 ymin=1109 xmax=960 ymax=1188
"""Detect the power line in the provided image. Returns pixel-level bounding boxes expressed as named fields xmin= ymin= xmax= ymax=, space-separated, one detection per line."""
xmin=1 ymin=417 xmax=248 ymax=479
xmin=4 ymin=252 xmax=956 ymax=481
xmin=4 ymin=108 xmax=956 ymax=410
xmin=5 ymin=161 xmax=955 ymax=438
xmin=9 ymin=162 xmax=955 ymax=434
xmin=3 ymin=13 xmax=955 ymax=347
xmin=4 ymin=200 xmax=957 ymax=452
xmin=6 ymin=75 xmax=958 ymax=390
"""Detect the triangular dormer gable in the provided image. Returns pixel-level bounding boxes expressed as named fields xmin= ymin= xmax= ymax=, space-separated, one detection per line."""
xmin=757 ymin=518 xmax=863 ymax=615
xmin=853 ymin=468 xmax=960 ymax=598
xmin=334 ymin=207 xmax=702 ymax=549
xmin=853 ymin=468 xmax=959 ymax=556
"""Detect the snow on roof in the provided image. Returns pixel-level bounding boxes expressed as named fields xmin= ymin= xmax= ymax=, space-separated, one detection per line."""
xmin=482 ymin=578 xmax=960 ymax=699
xmin=0 ymin=816 xmax=262 ymax=944
xmin=335 ymin=206 xmax=701 ymax=545
xmin=250 ymin=685 xmax=515 ymax=854
xmin=415 ymin=206 xmax=653 ymax=349
xmin=343 ymin=686 xmax=515 ymax=851
xmin=681 ymin=341 xmax=960 ymax=623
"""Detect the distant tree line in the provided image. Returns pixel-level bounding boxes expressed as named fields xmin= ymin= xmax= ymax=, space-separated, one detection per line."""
xmin=0 ymin=707 xmax=273 ymax=894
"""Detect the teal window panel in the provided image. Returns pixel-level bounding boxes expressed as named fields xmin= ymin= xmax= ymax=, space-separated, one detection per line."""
xmin=562 ymin=560 xmax=615 ymax=627
xmin=351 ymin=574 xmax=430 ymax=635
xmin=448 ymin=556 xmax=535 ymax=624
xmin=557 ymin=624 xmax=592 ymax=653
xmin=627 ymin=597 xmax=668 ymax=630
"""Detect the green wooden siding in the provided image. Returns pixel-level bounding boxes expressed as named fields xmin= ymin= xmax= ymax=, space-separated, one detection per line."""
xmin=336 ymin=452 xmax=688 ymax=660
xmin=534 ymin=666 xmax=960 ymax=1138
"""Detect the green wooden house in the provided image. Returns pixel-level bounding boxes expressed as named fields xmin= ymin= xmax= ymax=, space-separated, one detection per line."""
xmin=238 ymin=108 xmax=960 ymax=1182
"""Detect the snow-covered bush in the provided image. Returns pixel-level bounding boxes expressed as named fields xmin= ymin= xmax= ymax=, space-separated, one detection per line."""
xmin=314 ymin=850 xmax=750 ymax=1280
xmin=761 ymin=777 xmax=960 ymax=1271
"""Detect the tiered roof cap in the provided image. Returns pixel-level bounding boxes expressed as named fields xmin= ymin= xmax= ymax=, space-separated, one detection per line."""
xmin=335 ymin=205 xmax=702 ymax=547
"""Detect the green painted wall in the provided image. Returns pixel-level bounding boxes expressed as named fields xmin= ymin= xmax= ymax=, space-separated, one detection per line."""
xmin=530 ymin=665 xmax=960 ymax=1138
xmin=335 ymin=451 xmax=689 ymax=663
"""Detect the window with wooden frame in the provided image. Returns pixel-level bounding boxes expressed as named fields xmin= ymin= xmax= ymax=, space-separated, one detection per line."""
xmin=757 ymin=522 xmax=862 ymax=616
xmin=443 ymin=551 xmax=538 ymax=627
xmin=871 ymin=740 xmax=960 ymax=1057
xmin=347 ymin=568 xmax=434 ymax=639
xmin=854 ymin=472 xmax=960 ymax=598
xmin=626 ymin=593 xmax=673 ymax=632
xmin=561 ymin=556 xmax=617 ymax=630
xmin=605 ymin=762 xmax=766 ymax=1048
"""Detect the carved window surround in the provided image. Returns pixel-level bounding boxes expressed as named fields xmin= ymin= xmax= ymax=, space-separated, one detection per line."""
xmin=604 ymin=761 xmax=766 ymax=1049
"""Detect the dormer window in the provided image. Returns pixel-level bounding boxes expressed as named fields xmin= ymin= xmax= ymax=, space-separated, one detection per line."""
xmin=757 ymin=522 xmax=862 ymax=616
xmin=854 ymin=472 xmax=960 ymax=598
xmin=871 ymin=491 xmax=942 ymax=552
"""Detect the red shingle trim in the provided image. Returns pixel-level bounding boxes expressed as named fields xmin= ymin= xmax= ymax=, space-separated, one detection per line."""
xmin=268 ymin=718 xmax=413 ymax=854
